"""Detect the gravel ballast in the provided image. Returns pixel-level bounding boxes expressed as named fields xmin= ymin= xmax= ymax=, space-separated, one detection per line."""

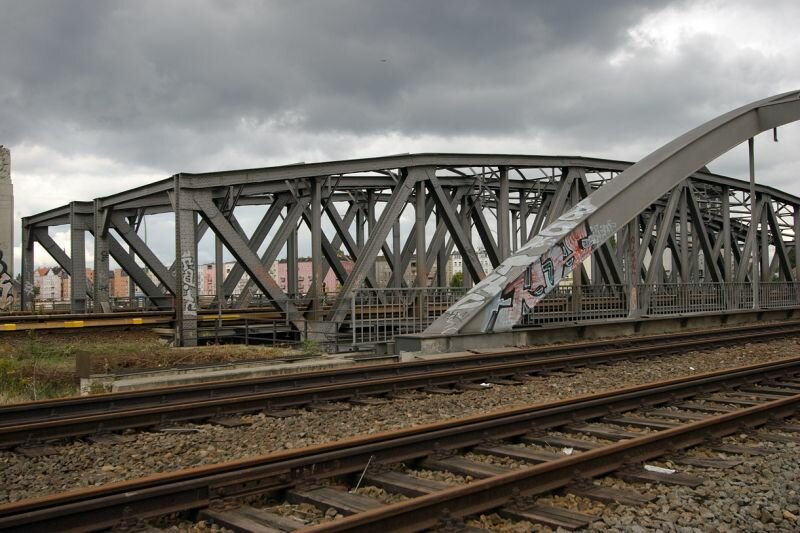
xmin=468 ymin=427 xmax=800 ymax=532
xmin=1 ymin=336 xmax=799 ymax=511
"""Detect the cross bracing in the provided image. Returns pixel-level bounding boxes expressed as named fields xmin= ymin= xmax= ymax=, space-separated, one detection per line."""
xmin=19 ymin=94 xmax=800 ymax=346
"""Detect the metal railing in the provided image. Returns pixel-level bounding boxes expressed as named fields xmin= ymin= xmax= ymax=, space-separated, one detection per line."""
xmin=522 ymin=281 xmax=800 ymax=325
xmin=521 ymin=285 xmax=629 ymax=325
xmin=350 ymin=287 xmax=468 ymax=345
xmin=11 ymin=282 xmax=800 ymax=348
xmin=348 ymin=282 xmax=800 ymax=346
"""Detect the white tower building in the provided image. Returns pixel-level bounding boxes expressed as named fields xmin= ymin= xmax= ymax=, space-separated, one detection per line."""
xmin=0 ymin=146 xmax=14 ymax=309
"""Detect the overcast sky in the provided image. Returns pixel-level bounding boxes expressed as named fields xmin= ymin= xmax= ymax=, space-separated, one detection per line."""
xmin=2 ymin=0 xmax=799 ymax=272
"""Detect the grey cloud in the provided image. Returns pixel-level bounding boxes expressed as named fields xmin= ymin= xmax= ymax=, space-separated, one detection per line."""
xmin=2 ymin=0 xmax=800 ymax=241
xmin=1 ymin=0 xmax=674 ymax=170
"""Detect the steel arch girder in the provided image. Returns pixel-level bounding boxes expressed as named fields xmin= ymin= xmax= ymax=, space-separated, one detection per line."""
xmin=426 ymin=90 xmax=800 ymax=335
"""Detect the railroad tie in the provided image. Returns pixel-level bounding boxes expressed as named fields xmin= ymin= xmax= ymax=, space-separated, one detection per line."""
xmin=362 ymin=470 xmax=453 ymax=497
xmin=499 ymin=505 xmax=597 ymax=531
xmin=286 ymin=486 xmax=384 ymax=516
xmin=567 ymin=484 xmax=655 ymax=506
xmin=200 ymin=506 xmax=307 ymax=532
xmin=419 ymin=455 xmax=510 ymax=479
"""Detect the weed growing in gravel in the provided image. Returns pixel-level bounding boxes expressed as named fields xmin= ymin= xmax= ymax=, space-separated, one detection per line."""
xmin=301 ymin=339 xmax=322 ymax=356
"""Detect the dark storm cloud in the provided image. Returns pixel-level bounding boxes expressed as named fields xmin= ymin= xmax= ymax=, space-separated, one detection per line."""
xmin=0 ymin=0 xmax=674 ymax=171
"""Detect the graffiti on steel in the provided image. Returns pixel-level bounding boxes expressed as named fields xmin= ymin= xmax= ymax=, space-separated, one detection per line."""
xmin=180 ymin=251 xmax=197 ymax=317
xmin=485 ymin=223 xmax=594 ymax=331
xmin=431 ymin=197 xmax=601 ymax=335
xmin=0 ymin=250 xmax=13 ymax=310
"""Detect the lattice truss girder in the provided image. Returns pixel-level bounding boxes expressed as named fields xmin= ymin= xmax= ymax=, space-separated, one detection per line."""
xmin=20 ymin=159 xmax=800 ymax=331
xmin=17 ymin=91 xmax=800 ymax=344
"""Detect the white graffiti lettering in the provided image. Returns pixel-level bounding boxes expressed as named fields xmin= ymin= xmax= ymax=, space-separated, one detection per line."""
xmin=180 ymin=252 xmax=197 ymax=317
xmin=0 ymin=251 xmax=13 ymax=310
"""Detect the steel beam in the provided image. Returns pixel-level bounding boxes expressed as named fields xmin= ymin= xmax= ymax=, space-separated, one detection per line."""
xmin=471 ymin=196 xmax=500 ymax=268
xmin=93 ymin=202 xmax=111 ymax=312
xmin=69 ymin=212 xmax=88 ymax=313
xmin=685 ymin=186 xmax=723 ymax=282
xmin=222 ymin=195 xmax=290 ymax=299
xmin=105 ymin=235 xmax=171 ymax=310
xmin=111 ymin=215 xmax=176 ymax=295
xmin=497 ymin=166 xmax=510 ymax=260
xmin=326 ymin=168 xmax=418 ymax=324
xmin=428 ymin=90 xmax=800 ymax=334
xmin=195 ymin=192 xmax=304 ymax=331
xmin=426 ymin=173 xmax=485 ymax=283
xmin=20 ymin=223 xmax=34 ymax=311
xmin=736 ymin=197 xmax=765 ymax=283
xmin=234 ymin=198 xmax=309 ymax=308
xmin=415 ymin=180 xmax=427 ymax=287
xmin=310 ymin=178 xmax=323 ymax=319
xmin=173 ymin=179 xmax=199 ymax=346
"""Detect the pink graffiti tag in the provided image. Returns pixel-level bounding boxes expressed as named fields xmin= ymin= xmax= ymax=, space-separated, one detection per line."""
xmin=487 ymin=224 xmax=593 ymax=331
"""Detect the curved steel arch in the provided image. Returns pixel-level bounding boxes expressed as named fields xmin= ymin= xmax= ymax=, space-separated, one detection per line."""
xmin=427 ymin=90 xmax=800 ymax=335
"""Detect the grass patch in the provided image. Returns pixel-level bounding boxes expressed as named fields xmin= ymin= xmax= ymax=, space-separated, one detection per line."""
xmin=0 ymin=331 xmax=78 ymax=403
xmin=0 ymin=329 xmax=309 ymax=403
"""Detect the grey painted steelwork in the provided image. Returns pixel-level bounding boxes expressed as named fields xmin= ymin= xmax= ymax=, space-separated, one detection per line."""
xmin=428 ymin=90 xmax=800 ymax=335
xmin=19 ymin=92 xmax=800 ymax=345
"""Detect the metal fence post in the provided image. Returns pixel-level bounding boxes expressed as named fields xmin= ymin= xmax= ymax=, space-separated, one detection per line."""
xmin=351 ymin=292 xmax=357 ymax=347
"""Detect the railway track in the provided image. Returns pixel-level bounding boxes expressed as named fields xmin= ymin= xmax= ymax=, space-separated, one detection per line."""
xmin=1 ymin=356 xmax=799 ymax=532
xmin=2 ymin=320 xmax=800 ymax=448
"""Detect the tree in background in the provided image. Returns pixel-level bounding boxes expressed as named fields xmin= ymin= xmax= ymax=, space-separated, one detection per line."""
xmin=450 ymin=272 xmax=463 ymax=288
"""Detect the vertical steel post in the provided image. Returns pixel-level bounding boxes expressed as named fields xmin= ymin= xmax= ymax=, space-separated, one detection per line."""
xmin=627 ymin=218 xmax=640 ymax=317
xmin=679 ymin=189 xmax=689 ymax=283
xmin=126 ymin=219 xmax=135 ymax=304
xmin=511 ymin=210 xmax=518 ymax=253
xmin=749 ymin=137 xmax=758 ymax=308
xmin=20 ymin=222 xmax=34 ymax=312
xmin=93 ymin=202 xmax=110 ymax=312
xmin=415 ymin=179 xmax=427 ymax=288
xmin=69 ymin=208 xmax=87 ymax=314
xmin=722 ymin=188 xmax=731 ymax=283
xmin=415 ymin=178 xmax=427 ymax=324
xmin=367 ymin=190 xmax=376 ymax=284
xmin=498 ymin=166 xmax=510 ymax=261
xmin=356 ymin=199 xmax=365 ymax=252
xmin=215 ymin=235 xmax=224 ymax=308
xmin=287 ymin=223 xmax=298 ymax=298
xmin=310 ymin=177 xmax=323 ymax=321
xmin=436 ymin=209 xmax=447 ymax=287
xmin=175 ymin=176 xmax=199 ymax=347
xmin=520 ymin=189 xmax=529 ymax=244
xmin=461 ymin=195 xmax=473 ymax=289
xmin=795 ymin=206 xmax=800 ymax=283
xmin=760 ymin=200 xmax=770 ymax=283
xmin=392 ymin=219 xmax=402 ymax=289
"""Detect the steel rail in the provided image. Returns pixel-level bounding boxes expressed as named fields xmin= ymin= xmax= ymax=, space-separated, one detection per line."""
xmin=305 ymin=386 xmax=800 ymax=532
xmin=1 ymin=322 xmax=799 ymax=448
xmin=1 ymin=356 xmax=799 ymax=532
xmin=3 ymin=319 xmax=796 ymax=420
xmin=2 ymin=321 xmax=799 ymax=445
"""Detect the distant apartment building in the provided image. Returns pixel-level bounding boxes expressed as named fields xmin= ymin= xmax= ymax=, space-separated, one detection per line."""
xmin=34 ymin=267 xmax=62 ymax=300
xmin=110 ymin=269 xmax=131 ymax=298
xmin=450 ymin=249 xmax=494 ymax=280
xmin=274 ymin=258 xmax=354 ymax=295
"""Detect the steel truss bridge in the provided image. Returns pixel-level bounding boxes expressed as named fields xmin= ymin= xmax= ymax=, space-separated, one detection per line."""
xmin=19 ymin=91 xmax=800 ymax=347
